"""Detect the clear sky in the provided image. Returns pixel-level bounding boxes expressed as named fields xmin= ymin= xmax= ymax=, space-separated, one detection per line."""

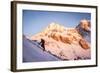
xmin=23 ymin=10 xmax=91 ymax=37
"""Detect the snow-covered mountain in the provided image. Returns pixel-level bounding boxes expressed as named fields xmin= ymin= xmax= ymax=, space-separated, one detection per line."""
xmin=29 ymin=19 xmax=91 ymax=60
xmin=30 ymin=20 xmax=91 ymax=60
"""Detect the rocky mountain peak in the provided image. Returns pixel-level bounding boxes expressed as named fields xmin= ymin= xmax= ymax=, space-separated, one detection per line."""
xmin=76 ymin=19 xmax=91 ymax=43
xmin=29 ymin=20 xmax=91 ymax=60
xmin=44 ymin=22 xmax=67 ymax=33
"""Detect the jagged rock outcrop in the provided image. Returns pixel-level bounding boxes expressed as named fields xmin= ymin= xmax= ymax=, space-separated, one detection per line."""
xmin=30 ymin=20 xmax=91 ymax=60
xmin=76 ymin=19 xmax=91 ymax=43
xmin=79 ymin=39 xmax=90 ymax=49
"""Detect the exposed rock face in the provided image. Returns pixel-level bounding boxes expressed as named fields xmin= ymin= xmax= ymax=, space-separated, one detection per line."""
xmin=30 ymin=20 xmax=91 ymax=60
xmin=79 ymin=39 xmax=90 ymax=49
xmin=76 ymin=19 xmax=91 ymax=43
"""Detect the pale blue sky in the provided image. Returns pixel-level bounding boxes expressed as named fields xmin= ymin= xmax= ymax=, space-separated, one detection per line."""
xmin=23 ymin=10 xmax=91 ymax=37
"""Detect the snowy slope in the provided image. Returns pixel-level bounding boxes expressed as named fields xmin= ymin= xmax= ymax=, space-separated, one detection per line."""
xmin=23 ymin=36 xmax=61 ymax=62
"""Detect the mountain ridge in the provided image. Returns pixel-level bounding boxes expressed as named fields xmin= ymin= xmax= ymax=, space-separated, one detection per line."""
xmin=29 ymin=19 xmax=91 ymax=60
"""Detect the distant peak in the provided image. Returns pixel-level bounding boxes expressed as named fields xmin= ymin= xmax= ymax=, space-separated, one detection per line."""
xmin=80 ymin=19 xmax=90 ymax=23
xmin=47 ymin=22 xmax=66 ymax=30
xmin=76 ymin=19 xmax=90 ymax=32
xmin=48 ymin=22 xmax=61 ymax=27
xmin=49 ymin=22 xmax=56 ymax=26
